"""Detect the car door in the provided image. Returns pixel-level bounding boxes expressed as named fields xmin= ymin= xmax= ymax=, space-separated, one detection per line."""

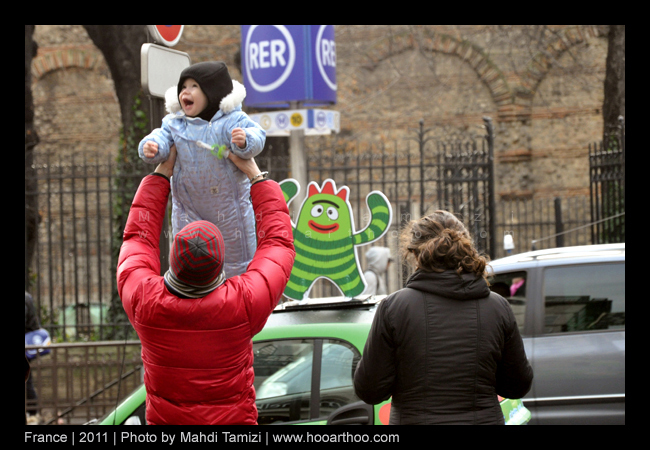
xmin=528 ymin=261 xmax=625 ymax=424
xmin=253 ymin=338 xmax=372 ymax=425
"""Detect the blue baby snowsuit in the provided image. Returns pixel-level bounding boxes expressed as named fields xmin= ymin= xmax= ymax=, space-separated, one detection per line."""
xmin=138 ymin=81 xmax=266 ymax=278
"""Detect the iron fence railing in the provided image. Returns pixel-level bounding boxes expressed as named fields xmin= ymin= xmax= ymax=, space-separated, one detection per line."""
xmin=589 ymin=116 xmax=625 ymax=244
xmin=25 ymin=119 xmax=624 ymax=339
xmin=496 ymin=196 xmax=592 ymax=256
xmin=25 ymin=341 xmax=142 ymax=425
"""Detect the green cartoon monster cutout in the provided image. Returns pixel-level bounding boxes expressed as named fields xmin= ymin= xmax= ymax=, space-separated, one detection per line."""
xmin=280 ymin=178 xmax=393 ymax=300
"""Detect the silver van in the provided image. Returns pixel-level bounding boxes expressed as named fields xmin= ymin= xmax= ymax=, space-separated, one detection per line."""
xmin=488 ymin=243 xmax=625 ymax=424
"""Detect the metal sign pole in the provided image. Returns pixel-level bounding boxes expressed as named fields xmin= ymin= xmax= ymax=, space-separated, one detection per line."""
xmin=289 ymin=101 xmax=307 ymax=218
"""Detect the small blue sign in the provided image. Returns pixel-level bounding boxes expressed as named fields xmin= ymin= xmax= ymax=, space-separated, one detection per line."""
xmin=242 ymin=25 xmax=336 ymax=107
xmin=276 ymin=113 xmax=289 ymax=129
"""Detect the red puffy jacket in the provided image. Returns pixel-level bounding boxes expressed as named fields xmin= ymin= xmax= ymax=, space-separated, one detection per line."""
xmin=117 ymin=173 xmax=295 ymax=425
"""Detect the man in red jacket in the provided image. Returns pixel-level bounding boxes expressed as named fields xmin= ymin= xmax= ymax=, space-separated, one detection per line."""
xmin=117 ymin=146 xmax=295 ymax=425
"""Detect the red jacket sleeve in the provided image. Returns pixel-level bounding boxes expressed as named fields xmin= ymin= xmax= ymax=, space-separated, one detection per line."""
xmin=239 ymin=180 xmax=295 ymax=335
xmin=116 ymin=174 xmax=170 ymax=321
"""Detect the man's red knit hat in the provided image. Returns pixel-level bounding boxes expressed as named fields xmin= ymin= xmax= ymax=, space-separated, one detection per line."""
xmin=165 ymin=220 xmax=225 ymax=298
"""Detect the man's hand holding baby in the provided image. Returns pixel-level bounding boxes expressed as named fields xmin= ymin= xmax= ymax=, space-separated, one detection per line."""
xmin=231 ymin=128 xmax=246 ymax=149
xmin=143 ymin=141 xmax=159 ymax=158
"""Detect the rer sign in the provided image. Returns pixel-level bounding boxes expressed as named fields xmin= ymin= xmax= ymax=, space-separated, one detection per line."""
xmin=242 ymin=25 xmax=336 ymax=107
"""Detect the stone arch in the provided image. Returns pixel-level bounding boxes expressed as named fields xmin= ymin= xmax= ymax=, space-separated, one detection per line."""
xmin=518 ymin=26 xmax=606 ymax=101
xmin=30 ymin=47 xmax=121 ymax=161
xmin=361 ymin=30 xmax=511 ymax=118
xmin=419 ymin=32 xmax=512 ymax=112
xmin=31 ymin=47 xmax=103 ymax=80
xmin=360 ymin=26 xmax=606 ymax=122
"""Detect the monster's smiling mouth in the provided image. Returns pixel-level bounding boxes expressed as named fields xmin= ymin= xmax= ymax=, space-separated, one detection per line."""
xmin=308 ymin=220 xmax=339 ymax=234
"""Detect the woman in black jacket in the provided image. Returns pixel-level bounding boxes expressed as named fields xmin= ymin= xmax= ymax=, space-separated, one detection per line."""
xmin=354 ymin=211 xmax=533 ymax=424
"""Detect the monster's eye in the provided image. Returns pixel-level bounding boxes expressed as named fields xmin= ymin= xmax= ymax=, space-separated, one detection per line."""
xmin=311 ymin=205 xmax=324 ymax=217
xmin=327 ymin=207 xmax=339 ymax=220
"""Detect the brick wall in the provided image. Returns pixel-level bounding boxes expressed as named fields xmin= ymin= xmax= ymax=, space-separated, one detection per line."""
xmin=31 ymin=25 xmax=610 ymax=200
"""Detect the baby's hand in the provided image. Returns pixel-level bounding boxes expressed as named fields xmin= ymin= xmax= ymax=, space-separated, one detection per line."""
xmin=143 ymin=141 xmax=159 ymax=158
xmin=231 ymin=128 xmax=246 ymax=149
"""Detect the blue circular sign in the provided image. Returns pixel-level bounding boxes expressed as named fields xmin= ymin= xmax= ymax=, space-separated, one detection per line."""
xmin=275 ymin=113 xmax=289 ymax=129
xmin=245 ymin=25 xmax=296 ymax=93
xmin=316 ymin=111 xmax=327 ymax=128
xmin=315 ymin=25 xmax=336 ymax=90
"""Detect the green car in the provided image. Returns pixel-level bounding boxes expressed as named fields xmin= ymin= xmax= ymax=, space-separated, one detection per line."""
xmin=98 ymin=296 xmax=530 ymax=425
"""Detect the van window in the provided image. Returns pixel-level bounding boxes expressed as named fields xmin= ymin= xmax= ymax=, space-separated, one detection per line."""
xmin=543 ymin=263 xmax=625 ymax=334
xmin=489 ymin=271 xmax=527 ymax=333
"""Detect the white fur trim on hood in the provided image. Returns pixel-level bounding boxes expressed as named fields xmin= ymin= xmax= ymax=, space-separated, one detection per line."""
xmin=220 ymin=80 xmax=246 ymax=114
xmin=165 ymin=86 xmax=182 ymax=114
xmin=165 ymin=80 xmax=247 ymax=115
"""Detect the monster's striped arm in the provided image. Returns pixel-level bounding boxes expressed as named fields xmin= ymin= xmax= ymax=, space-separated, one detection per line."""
xmin=279 ymin=179 xmax=300 ymax=207
xmin=353 ymin=192 xmax=392 ymax=245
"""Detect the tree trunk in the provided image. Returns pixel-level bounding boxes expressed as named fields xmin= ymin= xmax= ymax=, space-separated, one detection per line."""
xmin=25 ymin=25 xmax=39 ymax=290
xmin=83 ymin=25 xmax=151 ymax=153
xmin=603 ymin=25 xmax=625 ymax=139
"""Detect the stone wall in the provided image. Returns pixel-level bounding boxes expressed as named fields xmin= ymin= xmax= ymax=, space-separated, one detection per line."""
xmin=31 ymin=25 xmax=610 ymax=200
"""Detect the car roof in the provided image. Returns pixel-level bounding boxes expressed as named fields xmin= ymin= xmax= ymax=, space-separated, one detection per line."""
xmin=265 ymin=295 xmax=386 ymax=327
xmin=489 ymin=243 xmax=625 ymax=270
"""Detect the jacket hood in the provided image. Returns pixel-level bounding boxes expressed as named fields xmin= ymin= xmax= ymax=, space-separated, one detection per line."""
xmin=365 ymin=247 xmax=392 ymax=273
xmin=406 ymin=269 xmax=490 ymax=300
xmin=164 ymin=80 xmax=246 ymax=117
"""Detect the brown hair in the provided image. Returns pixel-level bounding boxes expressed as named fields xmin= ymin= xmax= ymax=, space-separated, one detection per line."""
xmin=400 ymin=210 xmax=488 ymax=278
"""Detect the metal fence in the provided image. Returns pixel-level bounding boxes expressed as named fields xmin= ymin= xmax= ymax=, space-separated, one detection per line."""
xmin=25 ymin=118 xmax=615 ymax=339
xmin=590 ymin=116 xmax=625 ymax=244
xmin=496 ymin=195 xmax=593 ymax=254
xmin=25 ymin=340 xmax=142 ymax=425
xmin=302 ymin=118 xmax=496 ymax=295
xmin=25 ymin=153 xmax=147 ymax=342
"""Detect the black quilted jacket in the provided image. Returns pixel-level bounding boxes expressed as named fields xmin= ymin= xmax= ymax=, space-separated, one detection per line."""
xmin=354 ymin=269 xmax=533 ymax=425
